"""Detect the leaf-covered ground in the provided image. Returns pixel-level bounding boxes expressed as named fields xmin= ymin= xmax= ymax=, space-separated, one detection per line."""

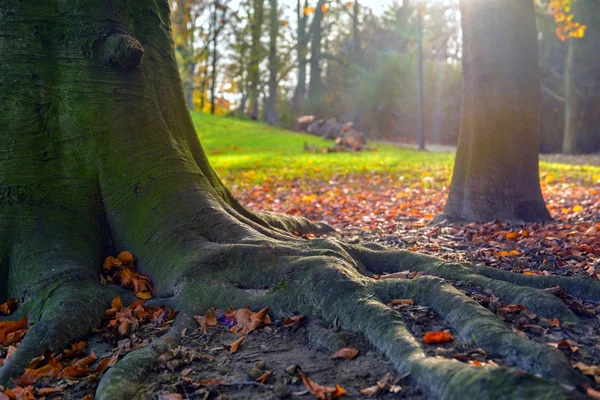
xmin=2 ymin=114 xmax=600 ymax=399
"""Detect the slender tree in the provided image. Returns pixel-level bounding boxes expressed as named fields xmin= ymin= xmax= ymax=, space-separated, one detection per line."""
xmin=263 ymin=0 xmax=279 ymax=125
xmin=291 ymin=0 xmax=310 ymax=113
xmin=210 ymin=3 xmax=219 ymax=114
xmin=0 ymin=1 xmax=597 ymax=399
xmin=248 ymin=0 xmax=266 ymax=119
xmin=307 ymin=0 xmax=326 ymax=107
xmin=443 ymin=0 xmax=551 ymax=222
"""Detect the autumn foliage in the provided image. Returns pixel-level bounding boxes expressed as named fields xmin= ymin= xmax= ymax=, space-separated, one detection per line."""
xmin=548 ymin=0 xmax=586 ymax=40
xmin=0 ymin=297 xmax=177 ymax=399
xmin=102 ymin=251 xmax=153 ymax=299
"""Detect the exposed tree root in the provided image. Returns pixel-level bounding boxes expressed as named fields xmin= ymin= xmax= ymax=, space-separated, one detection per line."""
xmin=3 ymin=234 xmax=599 ymax=399
xmin=95 ymin=314 xmax=193 ymax=400
xmin=0 ymin=279 xmax=116 ymax=385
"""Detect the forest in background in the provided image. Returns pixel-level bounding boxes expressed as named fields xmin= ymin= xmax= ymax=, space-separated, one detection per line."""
xmin=170 ymin=0 xmax=599 ymax=154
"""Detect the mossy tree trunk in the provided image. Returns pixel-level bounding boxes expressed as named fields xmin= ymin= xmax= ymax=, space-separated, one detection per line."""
xmin=1 ymin=1 xmax=599 ymax=399
xmin=443 ymin=0 xmax=551 ymax=222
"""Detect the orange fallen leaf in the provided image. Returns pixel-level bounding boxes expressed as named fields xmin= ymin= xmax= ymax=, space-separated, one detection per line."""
xmin=230 ymin=306 xmax=272 ymax=335
xmin=59 ymin=352 xmax=97 ymax=378
xmin=283 ymin=314 xmax=304 ymax=327
xmin=360 ymin=385 xmax=380 ymax=396
xmin=0 ymin=318 xmax=28 ymax=346
xmin=255 ymin=369 xmax=275 ymax=384
xmin=299 ymin=371 xmax=346 ymax=399
xmin=229 ymin=336 xmax=245 ymax=355
xmin=36 ymin=387 xmax=65 ymax=396
xmin=587 ymin=387 xmax=600 ymax=400
xmin=423 ymin=331 xmax=453 ymax=344
xmin=389 ymin=299 xmax=414 ymax=306
xmin=573 ymin=361 xmax=600 ymax=379
xmin=15 ymin=353 xmax=63 ymax=386
xmin=2 ymin=385 xmax=36 ymax=400
xmin=505 ymin=232 xmax=519 ymax=240
xmin=102 ymin=252 xmax=153 ymax=299
xmin=135 ymin=291 xmax=152 ymax=300
xmin=194 ymin=309 xmax=218 ymax=333
xmin=96 ymin=351 xmax=121 ymax=373
xmin=60 ymin=341 xmax=87 ymax=360
xmin=0 ymin=299 xmax=18 ymax=316
xmin=330 ymin=347 xmax=359 ymax=360
xmin=117 ymin=250 xmax=134 ymax=265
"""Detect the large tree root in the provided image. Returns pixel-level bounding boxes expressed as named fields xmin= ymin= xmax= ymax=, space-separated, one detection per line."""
xmin=3 ymin=229 xmax=600 ymax=399
xmin=2 ymin=236 xmax=599 ymax=399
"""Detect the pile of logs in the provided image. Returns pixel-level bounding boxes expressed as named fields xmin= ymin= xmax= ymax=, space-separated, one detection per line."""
xmin=296 ymin=115 xmax=367 ymax=152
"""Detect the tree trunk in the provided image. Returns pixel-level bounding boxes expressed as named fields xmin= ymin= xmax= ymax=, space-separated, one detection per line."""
xmin=443 ymin=0 xmax=551 ymax=222
xmin=210 ymin=5 xmax=218 ymax=115
xmin=562 ymin=38 xmax=579 ymax=154
xmin=292 ymin=0 xmax=308 ymax=113
xmin=264 ymin=0 xmax=279 ymax=125
xmin=307 ymin=0 xmax=326 ymax=107
xmin=352 ymin=0 xmax=361 ymax=64
xmin=249 ymin=0 xmax=265 ymax=120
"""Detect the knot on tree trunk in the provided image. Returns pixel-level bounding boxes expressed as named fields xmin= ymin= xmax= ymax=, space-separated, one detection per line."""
xmin=102 ymin=34 xmax=144 ymax=70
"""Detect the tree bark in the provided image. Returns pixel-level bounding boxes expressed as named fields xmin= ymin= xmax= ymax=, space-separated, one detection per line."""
xmin=307 ymin=0 xmax=326 ymax=107
xmin=292 ymin=0 xmax=309 ymax=113
xmin=443 ymin=0 xmax=551 ymax=222
xmin=210 ymin=4 xmax=218 ymax=115
xmin=249 ymin=0 xmax=265 ymax=120
xmin=263 ymin=0 xmax=279 ymax=125
xmin=562 ymin=38 xmax=579 ymax=154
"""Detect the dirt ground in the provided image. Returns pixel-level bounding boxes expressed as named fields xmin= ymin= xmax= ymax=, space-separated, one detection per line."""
xmin=136 ymin=317 xmax=427 ymax=400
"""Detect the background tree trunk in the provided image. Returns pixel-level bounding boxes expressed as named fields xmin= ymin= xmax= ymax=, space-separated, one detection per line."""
xmin=307 ymin=0 xmax=326 ymax=107
xmin=443 ymin=0 xmax=551 ymax=222
xmin=292 ymin=0 xmax=309 ymax=113
xmin=249 ymin=0 xmax=265 ymax=120
xmin=210 ymin=3 xmax=218 ymax=115
xmin=562 ymin=38 xmax=579 ymax=154
xmin=264 ymin=0 xmax=279 ymax=125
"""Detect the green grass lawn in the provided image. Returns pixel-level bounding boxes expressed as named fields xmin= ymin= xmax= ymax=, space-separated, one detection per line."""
xmin=192 ymin=112 xmax=600 ymax=186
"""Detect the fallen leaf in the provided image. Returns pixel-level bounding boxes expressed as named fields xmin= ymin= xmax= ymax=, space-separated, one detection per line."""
xmin=330 ymin=347 xmax=359 ymax=360
xmin=0 ymin=299 xmax=18 ymax=316
xmin=377 ymin=271 xmax=410 ymax=280
xmin=360 ymin=385 xmax=380 ymax=396
xmin=96 ymin=351 xmax=121 ymax=373
xmin=60 ymin=341 xmax=87 ymax=360
xmin=423 ymin=331 xmax=453 ymax=344
xmin=573 ymin=361 xmax=600 ymax=378
xmin=0 ymin=318 xmax=28 ymax=346
xmin=587 ymin=387 xmax=600 ymax=400
xmin=389 ymin=299 xmax=414 ymax=306
xmin=299 ymin=371 xmax=346 ymax=400
xmin=36 ymin=387 xmax=65 ymax=396
xmin=256 ymin=369 xmax=275 ymax=384
xmin=230 ymin=306 xmax=272 ymax=335
xmin=229 ymin=336 xmax=245 ymax=355
xmin=283 ymin=314 xmax=304 ymax=327
xmin=58 ymin=352 xmax=97 ymax=378
xmin=506 ymin=232 xmax=519 ymax=240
